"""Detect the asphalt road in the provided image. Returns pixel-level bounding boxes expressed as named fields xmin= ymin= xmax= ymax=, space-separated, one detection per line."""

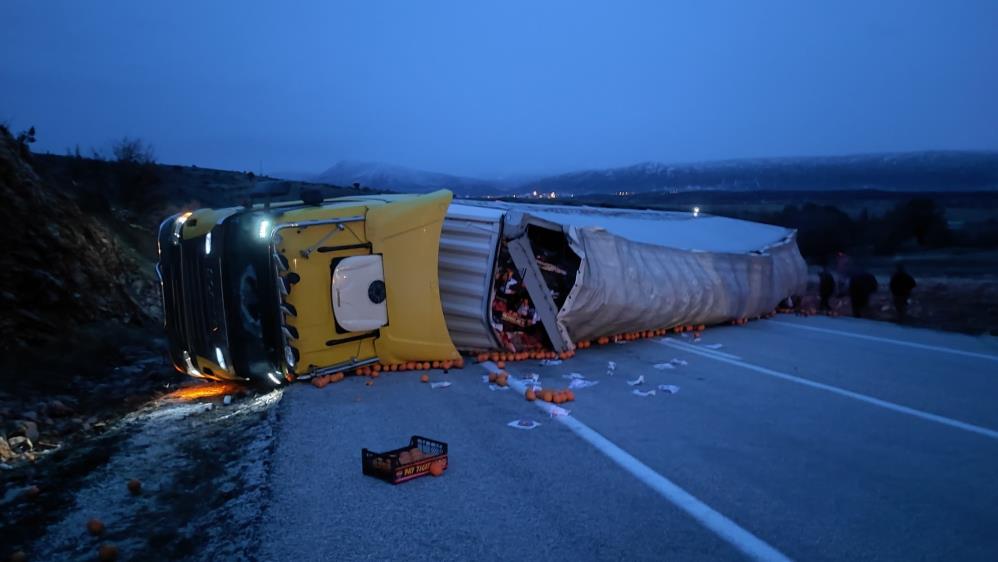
xmin=260 ymin=316 xmax=998 ymax=561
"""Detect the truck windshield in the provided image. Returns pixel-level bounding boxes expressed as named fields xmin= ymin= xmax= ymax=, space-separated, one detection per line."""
xmin=221 ymin=212 xmax=283 ymax=380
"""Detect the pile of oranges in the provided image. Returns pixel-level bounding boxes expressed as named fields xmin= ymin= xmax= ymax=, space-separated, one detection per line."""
xmin=525 ymin=387 xmax=574 ymax=404
xmin=310 ymin=372 xmax=345 ymax=388
xmin=309 ymin=357 xmax=467 ymax=389
xmin=356 ymin=357 xmax=465 ymax=376
xmin=475 ymin=349 xmax=575 ymax=364
xmin=487 ymin=371 xmax=509 ymax=387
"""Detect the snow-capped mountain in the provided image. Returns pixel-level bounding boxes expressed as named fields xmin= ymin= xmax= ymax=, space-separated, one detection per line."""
xmin=526 ymin=151 xmax=998 ymax=194
xmin=313 ymin=160 xmax=503 ymax=195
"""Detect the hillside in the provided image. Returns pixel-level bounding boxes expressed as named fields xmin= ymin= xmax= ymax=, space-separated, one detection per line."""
xmin=2 ymin=136 xmax=370 ymax=363
xmin=526 ymin=151 xmax=998 ymax=194
xmin=313 ymin=160 xmax=500 ymax=195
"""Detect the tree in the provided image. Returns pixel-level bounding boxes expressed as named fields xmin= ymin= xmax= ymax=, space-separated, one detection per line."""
xmin=15 ymin=126 xmax=36 ymax=159
xmin=112 ymin=137 xmax=155 ymax=165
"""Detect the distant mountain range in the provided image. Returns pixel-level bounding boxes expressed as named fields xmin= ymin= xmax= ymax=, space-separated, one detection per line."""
xmin=294 ymin=151 xmax=998 ymax=195
xmin=529 ymin=151 xmax=998 ymax=194
xmin=312 ymin=160 xmax=501 ymax=194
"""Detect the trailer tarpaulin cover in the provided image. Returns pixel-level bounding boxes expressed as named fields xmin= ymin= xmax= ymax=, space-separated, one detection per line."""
xmin=497 ymin=205 xmax=807 ymax=344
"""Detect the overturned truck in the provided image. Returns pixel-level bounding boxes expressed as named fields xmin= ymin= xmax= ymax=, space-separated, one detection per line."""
xmin=157 ymin=190 xmax=806 ymax=385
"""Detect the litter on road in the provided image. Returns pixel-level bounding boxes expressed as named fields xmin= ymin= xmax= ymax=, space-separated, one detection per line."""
xmin=632 ymin=389 xmax=656 ymax=397
xmin=548 ymin=405 xmax=571 ymax=417
xmin=607 ymin=361 xmax=617 ymax=376
xmin=429 ymin=382 xmax=452 ymax=389
xmin=540 ymin=359 xmax=563 ymax=366
xmin=653 ymin=363 xmax=675 ymax=370
xmin=507 ymin=419 xmax=541 ymax=430
xmin=627 ymin=375 xmax=645 ymax=386
xmin=569 ymin=379 xmax=599 ymax=389
xmin=703 ymin=343 xmax=724 ymax=350
xmin=562 ymin=373 xmax=586 ymax=379
xmin=657 ymin=385 xmax=681 ymax=394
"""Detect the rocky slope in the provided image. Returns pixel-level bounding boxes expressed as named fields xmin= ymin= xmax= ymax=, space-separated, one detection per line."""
xmin=0 ymin=127 xmax=158 ymax=353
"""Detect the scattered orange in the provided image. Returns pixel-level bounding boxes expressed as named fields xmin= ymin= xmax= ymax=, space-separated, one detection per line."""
xmin=488 ymin=373 xmax=497 ymax=383
xmin=429 ymin=460 xmax=445 ymax=476
xmin=365 ymin=380 xmax=374 ymax=386
xmin=87 ymin=517 xmax=105 ymax=536
xmin=496 ymin=373 xmax=508 ymax=387
xmin=420 ymin=374 xmax=430 ymax=383
xmin=496 ymin=361 xmax=506 ymax=369
xmin=541 ymin=390 xmax=553 ymax=403
xmin=98 ymin=544 xmax=118 ymax=561
xmin=525 ymin=388 xmax=536 ymax=401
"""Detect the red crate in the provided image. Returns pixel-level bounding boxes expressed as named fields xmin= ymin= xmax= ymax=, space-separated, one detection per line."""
xmin=361 ymin=435 xmax=448 ymax=484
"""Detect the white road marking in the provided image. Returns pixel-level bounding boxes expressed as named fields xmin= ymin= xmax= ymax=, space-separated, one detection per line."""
xmin=665 ymin=338 xmax=743 ymax=360
xmin=481 ymin=362 xmax=793 ymax=562
xmin=658 ymin=340 xmax=998 ymax=441
xmin=769 ymin=320 xmax=998 ymax=363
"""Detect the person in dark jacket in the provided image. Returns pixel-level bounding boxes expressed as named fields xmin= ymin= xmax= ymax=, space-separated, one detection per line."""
xmin=848 ymin=271 xmax=878 ymax=318
xmin=818 ymin=267 xmax=835 ymax=312
xmin=889 ymin=264 xmax=916 ymax=322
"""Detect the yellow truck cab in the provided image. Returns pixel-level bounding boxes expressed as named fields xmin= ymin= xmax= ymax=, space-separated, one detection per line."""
xmin=157 ymin=189 xmax=459 ymax=386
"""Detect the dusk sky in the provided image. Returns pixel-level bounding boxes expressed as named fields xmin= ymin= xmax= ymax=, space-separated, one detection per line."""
xmin=2 ymin=1 xmax=997 ymax=178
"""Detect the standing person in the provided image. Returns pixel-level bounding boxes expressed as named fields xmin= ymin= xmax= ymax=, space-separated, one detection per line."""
xmin=818 ymin=267 xmax=835 ymax=312
xmin=889 ymin=264 xmax=916 ymax=322
xmin=848 ymin=271 xmax=879 ymax=318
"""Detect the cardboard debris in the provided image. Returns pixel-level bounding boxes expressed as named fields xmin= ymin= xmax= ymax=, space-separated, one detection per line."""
xmin=627 ymin=375 xmax=645 ymax=386
xmin=547 ymin=405 xmax=571 ymax=417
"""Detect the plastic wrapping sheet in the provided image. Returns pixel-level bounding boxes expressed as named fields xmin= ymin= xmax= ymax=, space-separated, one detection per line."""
xmin=554 ymin=224 xmax=807 ymax=343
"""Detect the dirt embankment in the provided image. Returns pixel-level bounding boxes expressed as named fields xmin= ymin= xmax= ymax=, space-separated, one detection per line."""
xmin=0 ymin=128 xmax=158 ymax=353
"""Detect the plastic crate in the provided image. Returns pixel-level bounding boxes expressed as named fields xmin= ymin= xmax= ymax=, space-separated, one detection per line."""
xmin=362 ymin=435 xmax=448 ymax=484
